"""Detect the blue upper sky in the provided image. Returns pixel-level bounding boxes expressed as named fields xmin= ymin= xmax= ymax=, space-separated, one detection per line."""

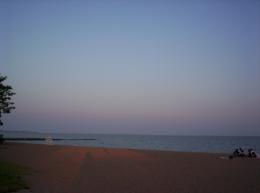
xmin=1 ymin=0 xmax=260 ymax=135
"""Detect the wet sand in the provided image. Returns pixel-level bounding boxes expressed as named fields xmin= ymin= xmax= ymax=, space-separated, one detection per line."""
xmin=0 ymin=142 xmax=260 ymax=193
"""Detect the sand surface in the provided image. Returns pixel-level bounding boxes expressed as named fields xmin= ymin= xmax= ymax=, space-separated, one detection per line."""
xmin=1 ymin=142 xmax=260 ymax=193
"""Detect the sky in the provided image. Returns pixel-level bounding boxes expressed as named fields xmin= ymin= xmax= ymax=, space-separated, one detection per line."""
xmin=0 ymin=0 xmax=260 ymax=135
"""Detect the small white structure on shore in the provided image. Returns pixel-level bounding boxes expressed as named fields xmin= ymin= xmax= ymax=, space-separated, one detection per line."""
xmin=45 ymin=136 xmax=54 ymax=145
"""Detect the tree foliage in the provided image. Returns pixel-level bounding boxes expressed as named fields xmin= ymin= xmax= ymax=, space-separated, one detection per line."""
xmin=0 ymin=75 xmax=15 ymax=126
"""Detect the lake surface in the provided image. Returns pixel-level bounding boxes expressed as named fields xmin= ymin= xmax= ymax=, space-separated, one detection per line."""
xmin=2 ymin=131 xmax=260 ymax=153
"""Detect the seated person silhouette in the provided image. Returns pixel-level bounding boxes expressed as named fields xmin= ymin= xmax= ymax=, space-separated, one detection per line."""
xmin=248 ymin=149 xmax=257 ymax=158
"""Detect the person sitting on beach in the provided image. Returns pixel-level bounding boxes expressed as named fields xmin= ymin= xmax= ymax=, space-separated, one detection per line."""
xmin=248 ymin=149 xmax=257 ymax=158
xmin=233 ymin=149 xmax=240 ymax=157
xmin=229 ymin=148 xmax=240 ymax=159
xmin=229 ymin=148 xmax=247 ymax=159
xmin=238 ymin=147 xmax=246 ymax=157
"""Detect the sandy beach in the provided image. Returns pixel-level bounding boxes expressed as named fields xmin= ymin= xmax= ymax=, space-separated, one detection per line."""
xmin=0 ymin=143 xmax=260 ymax=193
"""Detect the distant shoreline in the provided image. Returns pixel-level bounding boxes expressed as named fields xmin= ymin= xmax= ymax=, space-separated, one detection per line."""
xmin=3 ymin=137 xmax=96 ymax=141
xmin=2 ymin=132 xmax=260 ymax=153
xmin=2 ymin=129 xmax=260 ymax=137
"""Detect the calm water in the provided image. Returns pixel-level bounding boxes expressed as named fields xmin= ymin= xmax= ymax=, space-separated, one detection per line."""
xmin=2 ymin=131 xmax=260 ymax=153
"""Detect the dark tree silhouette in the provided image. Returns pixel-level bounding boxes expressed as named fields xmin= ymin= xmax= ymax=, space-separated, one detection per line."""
xmin=0 ymin=75 xmax=15 ymax=126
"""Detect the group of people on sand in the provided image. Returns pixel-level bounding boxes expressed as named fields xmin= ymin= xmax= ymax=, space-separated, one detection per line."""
xmin=229 ymin=147 xmax=257 ymax=159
